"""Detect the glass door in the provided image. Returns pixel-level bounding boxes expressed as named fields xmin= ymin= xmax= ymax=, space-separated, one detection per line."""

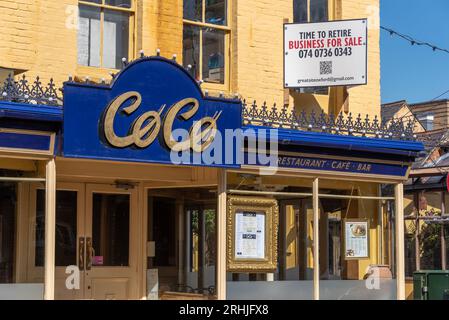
xmin=84 ymin=184 xmax=139 ymax=300
xmin=29 ymin=182 xmax=85 ymax=300
xmin=29 ymin=183 xmax=140 ymax=300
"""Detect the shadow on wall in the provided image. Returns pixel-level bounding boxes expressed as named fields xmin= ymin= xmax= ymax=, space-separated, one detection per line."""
xmin=291 ymin=87 xmax=346 ymax=115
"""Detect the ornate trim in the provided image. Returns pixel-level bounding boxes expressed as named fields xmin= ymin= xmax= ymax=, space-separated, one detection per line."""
xmin=226 ymin=196 xmax=279 ymax=272
xmin=0 ymin=74 xmax=62 ymax=106
xmin=243 ymin=100 xmax=417 ymax=141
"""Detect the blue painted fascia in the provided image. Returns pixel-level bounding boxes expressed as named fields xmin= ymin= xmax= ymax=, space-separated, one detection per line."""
xmin=0 ymin=101 xmax=63 ymax=123
xmin=243 ymin=125 xmax=424 ymax=157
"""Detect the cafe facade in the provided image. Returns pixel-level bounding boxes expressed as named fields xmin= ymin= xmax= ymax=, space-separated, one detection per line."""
xmin=0 ymin=0 xmax=425 ymax=300
xmin=0 ymin=55 xmax=423 ymax=300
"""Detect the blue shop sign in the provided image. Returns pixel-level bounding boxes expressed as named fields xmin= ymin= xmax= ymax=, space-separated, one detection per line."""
xmin=276 ymin=154 xmax=408 ymax=177
xmin=63 ymin=57 xmax=242 ymax=167
xmin=244 ymin=152 xmax=409 ymax=178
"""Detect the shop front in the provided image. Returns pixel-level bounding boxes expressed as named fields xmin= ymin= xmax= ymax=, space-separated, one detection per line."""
xmin=0 ymin=56 xmax=423 ymax=300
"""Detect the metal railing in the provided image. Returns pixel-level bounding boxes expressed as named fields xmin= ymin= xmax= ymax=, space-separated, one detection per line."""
xmin=0 ymin=74 xmax=62 ymax=106
xmin=243 ymin=100 xmax=417 ymax=141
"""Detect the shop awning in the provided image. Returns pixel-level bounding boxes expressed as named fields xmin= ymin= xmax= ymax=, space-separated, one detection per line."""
xmin=0 ymin=100 xmax=63 ymax=123
xmin=243 ymin=125 xmax=424 ymax=158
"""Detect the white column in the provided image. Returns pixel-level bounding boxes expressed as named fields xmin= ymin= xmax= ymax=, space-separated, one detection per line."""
xmin=313 ymin=178 xmax=320 ymax=300
xmin=44 ymin=158 xmax=56 ymax=300
xmin=395 ymin=183 xmax=405 ymax=300
xmin=216 ymin=169 xmax=227 ymax=300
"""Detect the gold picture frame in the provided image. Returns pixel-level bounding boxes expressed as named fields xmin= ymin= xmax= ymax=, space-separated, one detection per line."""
xmin=343 ymin=218 xmax=370 ymax=260
xmin=227 ymin=196 xmax=279 ymax=272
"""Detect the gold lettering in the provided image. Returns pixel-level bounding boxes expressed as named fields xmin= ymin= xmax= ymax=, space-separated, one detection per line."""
xmin=104 ymin=91 xmax=143 ymax=147
xmin=103 ymin=92 xmax=220 ymax=152
xmin=190 ymin=112 xmax=221 ymax=152
xmin=163 ymin=98 xmax=199 ymax=152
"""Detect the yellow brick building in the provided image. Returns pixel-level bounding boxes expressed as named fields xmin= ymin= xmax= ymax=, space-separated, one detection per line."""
xmin=0 ymin=0 xmax=380 ymax=117
xmin=0 ymin=0 xmax=416 ymax=302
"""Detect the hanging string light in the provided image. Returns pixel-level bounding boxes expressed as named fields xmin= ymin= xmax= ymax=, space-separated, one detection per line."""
xmin=381 ymin=26 xmax=449 ymax=55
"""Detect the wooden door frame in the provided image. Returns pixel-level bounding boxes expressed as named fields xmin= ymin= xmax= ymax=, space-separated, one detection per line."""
xmin=25 ymin=182 xmax=145 ymax=299
xmin=84 ymin=183 xmax=142 ymax=299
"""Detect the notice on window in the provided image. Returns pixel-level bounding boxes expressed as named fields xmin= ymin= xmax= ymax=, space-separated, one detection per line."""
xmin=284 ymin=19 xmax=367 ymax=88
xmin=235 ymin=212 xmax=265 ymax=260
xmin=345 ymin=220 xmax=369 ymax=259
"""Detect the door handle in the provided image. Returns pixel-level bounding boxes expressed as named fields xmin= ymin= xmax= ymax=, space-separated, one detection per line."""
xmin=86 ymin=237 xmax=93 ymax=270
xmin=79 ymin=237 xmax=85 ymax=271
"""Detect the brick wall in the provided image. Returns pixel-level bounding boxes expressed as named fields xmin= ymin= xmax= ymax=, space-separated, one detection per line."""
xmin=0 ymin=0 xmax=380 ymax=117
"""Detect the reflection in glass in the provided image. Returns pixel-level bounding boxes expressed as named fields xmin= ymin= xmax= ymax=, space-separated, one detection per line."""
xmin=279 ymin=202 xmax=314 ymax=282
xmin=405 ymin=235 xmax=416 ymax=277
xmin=293 ymin=0 xmax=308 ymax=23
xmin=202 ymin=28 xmax=225 ymax=84
xmin=0 ymin=183 xmax=16 ymax=283
xmin=183 ymin=25 xmax=201 ymax=80
xmin=103 ymin=9 xmax=130 ymax=69
xmin=78 ymin=5 xmax=101 ymax=67
xmin=105 ymin=0 xmax=132 ymax=8
xmin=92 ymin=194 xmax=129 ymax=267
xmin=420 ymin=224 xmax=442 ymax=270
xmin=310 ymin=0 xmax=328 ymax=22
xmin=444 ymin=225 xmax=449 ymax=269
xmin=35 ymin=190 xmax=77 ymax=267
xmin=184 ymin=0 xmax=202 ymax=22
xmin=83 ymin=0 xmax=102 ymax=4
xmin=152 ymin=197 xmax=176 ymax=267
xmin=206 ymin=0 xmax=227 ymax=25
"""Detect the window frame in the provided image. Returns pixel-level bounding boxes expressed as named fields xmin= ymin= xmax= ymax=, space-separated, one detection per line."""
xmin=293 ymin=0 xmax=335 ymax=96
xmin=183 ymin=0 xmax=231 ymax=92
xmin=77 ymin=0 xmax=136 ymax=71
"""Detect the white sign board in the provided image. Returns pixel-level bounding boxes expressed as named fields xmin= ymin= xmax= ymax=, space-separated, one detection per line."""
xmin=235 ymin=212 xmax=265 ymax=260
xmin=284 ymin=19 xmax=367 ymax=88
xmin=344 ymin=220 xmax=369 ymax=259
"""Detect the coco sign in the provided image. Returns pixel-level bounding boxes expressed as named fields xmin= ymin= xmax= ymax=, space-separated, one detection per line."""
xmin=63 ymin=57 xmax=242 ymax=167
xmin=103 ymin=92 xmax=220 ymax=152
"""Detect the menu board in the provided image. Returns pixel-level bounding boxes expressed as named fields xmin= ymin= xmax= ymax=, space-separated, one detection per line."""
xmin=344 ymin=220 xmax=369 ymax=259
xmin=235 ymin=212 xmax=265 ymax=260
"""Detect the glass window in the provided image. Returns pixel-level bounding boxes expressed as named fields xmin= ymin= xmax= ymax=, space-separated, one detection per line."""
xmin=405 ymin=235 xmax=416 ymax=277
xmin=206 ymin=0 xmax=227 ymax=25
xmin=184 ymin=0 xmax=202 ymax=22
xmin=35 ymin=190 xmax=78 ymax=267
xmin=294 ymin=0 xmax=329 ymax=22
xmin=151 ymin=197 xmax=176 ymax=267
xmin=183 ymin=25 xmax=201 ymax=80
xmin=105 ymin=0 xmax=132 ymax=8
xmin=310 ymin=0 xmax=328 ymax=22
xmin=78 ymin=1 xmax=133 ymax=69
xmin=92 ymin=193 xmax=130 ymax=266
xmin=445 ymin=225 xmax=449 ymax=269
xmin=103 ymin=9 xmax=130 ymax=69
xmin=292 ymin=0 xmax=329 ymax=95
xmin=202 ymin=28 xmax=225 ymax=84
xmin=293 ymin=0 xmax=308 ymax=23
xmin=183 ymin=0 xmax=229 ymax=85
xmin=78 ymin=5 xmax=101 ymax=67
xmin=0 ymin=183 xmax=16 ymax=283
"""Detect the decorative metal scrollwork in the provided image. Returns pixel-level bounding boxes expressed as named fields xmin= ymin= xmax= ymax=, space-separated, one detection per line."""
xmin=0 ymin=74 xmax=62 ymax=106
xmin=243 ymin=100 xmax=417 ymax=141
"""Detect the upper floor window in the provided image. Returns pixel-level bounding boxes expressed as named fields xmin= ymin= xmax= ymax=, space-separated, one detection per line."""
xmin=77 ymin=1 xmax=134 ymax=70
xmin=293 ymin=0 xmax=329 ymax=95
xmin=183 ymin=0 xmax=230 ymax=87
xmin=417 ymin=113 xmax=434 ymax=131
xmin=294 ymin=0 xmax=329 ymax=23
